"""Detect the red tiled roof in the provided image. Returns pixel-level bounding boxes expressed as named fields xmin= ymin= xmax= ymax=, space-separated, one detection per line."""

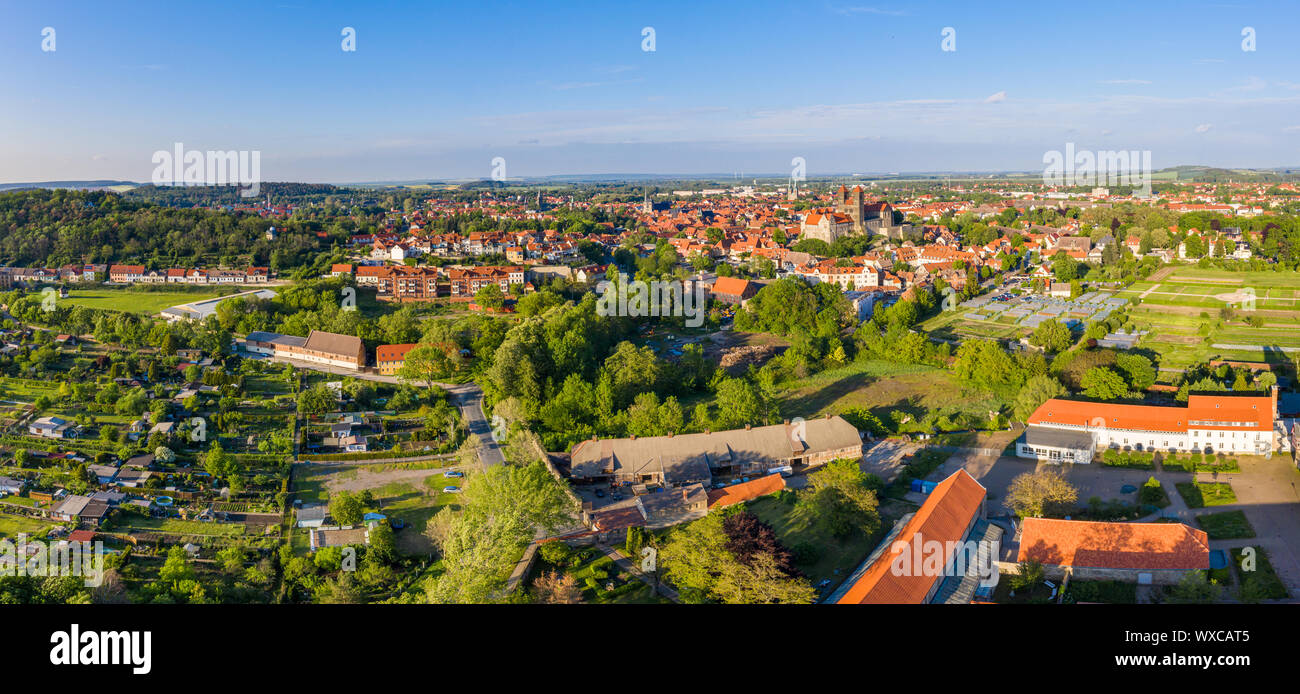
xmin=375 ymin=343 xmax=419 ymax=362
xmin=1018 ymin=518 xmax=1209 ymax=570
xmin=706 ymin=474 xmax=785 ymax=509
xmin=711 ymin=276 xmax=753 ymax=297
xmin=1028 ymin=394 xmax=1274 ymax=433
xmin=836 ymin=469 xmax=986 ymax=604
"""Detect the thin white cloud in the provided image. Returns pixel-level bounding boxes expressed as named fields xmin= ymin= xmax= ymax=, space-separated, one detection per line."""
xmin=833 ymin=6 xmax=906 ymax=16
xmin=1222 ymin=76 xmax=1268 ymax=92
xmin=984 ymin=91 xmax=1007 ymax=104
xmin=1195 ymin=123 xmax=1213 ymax=133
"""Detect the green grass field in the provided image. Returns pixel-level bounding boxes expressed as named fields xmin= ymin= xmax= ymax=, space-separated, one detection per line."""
xmin=1195 ymin=510 xmax=1255 ymax=539
xmin=61 ymin=288 xmax=228 ymax=314
xmin=291 ymin=463 xmax=460 ymax=556
xmin=0 ymin=512 xmax=55 ymax=539
xmin=747 ymin=493 xmax=888 ymax=591
xmin=776 ymin=359 xmax=1009 ymax=429
xmin=1176 ymin=482 xmax=1238 ymax=508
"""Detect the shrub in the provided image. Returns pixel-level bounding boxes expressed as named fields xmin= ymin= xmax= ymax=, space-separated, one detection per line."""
xmin=538 ymin=541 xmax=572 ymax=566
xmin=1139 ymin=476 xmax=1169 ymax=508
xmin=791 ymin=541 xmax=821 ymax=565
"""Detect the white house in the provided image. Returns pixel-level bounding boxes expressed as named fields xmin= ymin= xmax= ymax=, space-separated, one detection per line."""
xmin=29 ymin=416 xmax=76 ymax=439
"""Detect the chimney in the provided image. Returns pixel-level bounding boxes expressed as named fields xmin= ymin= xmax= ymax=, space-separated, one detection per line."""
xmin=783 ymin=419 xmax=790 ymax=425
xmin=705 ymin=429 xmax=711 ymax=435
xmin=629 ymin=435 xmax=636 ymax=440
xmin=667 ymin=431 xmax=674 ymax=438
xmin=744 ymin=424 xmax=751 ymax=430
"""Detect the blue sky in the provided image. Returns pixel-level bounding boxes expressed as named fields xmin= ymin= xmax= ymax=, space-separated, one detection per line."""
xmin=2 ymin=0 xmax=1299 ymax=182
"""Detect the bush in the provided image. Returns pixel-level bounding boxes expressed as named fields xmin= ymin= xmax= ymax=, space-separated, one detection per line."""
xmin=584 ymin=577 xmax=601 ymax=592
xmin=1139 ymin=476 xmax=1169 ymax=508
xmin=791 ymin=541 xmax=821 ymax=565
xmin=538 ymin=541 xmax=572 ymax=566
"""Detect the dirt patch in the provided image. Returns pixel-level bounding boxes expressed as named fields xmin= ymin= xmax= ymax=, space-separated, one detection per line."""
xmin=1146 ymin=266 xmax=1177 ymax=282
xmin=860 ymin=439 xmax=920 ymax=482
xmin=324 ymin=466 xmax=448 ymax=494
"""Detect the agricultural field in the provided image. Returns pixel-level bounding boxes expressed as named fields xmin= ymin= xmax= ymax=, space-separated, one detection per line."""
xmin=1118 ymin=268 xmax=1300 ymax=369
xmin=919 ymin=309 xmax=1030 ymax=341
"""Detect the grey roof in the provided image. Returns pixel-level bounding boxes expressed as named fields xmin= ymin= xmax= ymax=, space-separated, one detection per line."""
xmin=1025 ymin=425 xmax=1095 ymax=450
xmin=569 ymin=416 xmax=861 ymax=483
xmin=246 ymin=331 xmax=307 ymax=348
xmin=90 ymin=490 xmax=127 ymax=505
xmin=297 ymin=505 xmax=329 ymax=522
xmin=53 ymin=494 xmax=92 ymax=516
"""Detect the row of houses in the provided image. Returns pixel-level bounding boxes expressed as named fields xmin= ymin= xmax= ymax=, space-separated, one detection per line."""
xmin=343 ymin=264 xmax=530 ymax=301
xmin=107 ymin=265 xmax=271 ymax=284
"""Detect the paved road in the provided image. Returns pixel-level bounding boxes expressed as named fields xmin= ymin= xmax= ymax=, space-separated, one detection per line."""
xmin=453 ymin=385 xmax=504 ymax=467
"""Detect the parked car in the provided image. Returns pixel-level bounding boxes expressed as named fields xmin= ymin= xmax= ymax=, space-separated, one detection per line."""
xmin=443 ymin=470 xmax=464 ymax=478
xmin=594 ymin=489 xmax=605 ymax=498
xmin=442 ymin=486 xmax=462 ymax=493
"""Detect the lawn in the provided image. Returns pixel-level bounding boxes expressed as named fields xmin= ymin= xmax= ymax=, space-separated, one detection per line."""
xmin=746 ymin=493 xmax=888 ymax=592
xmin=121 ymin=516 xmax=246 ymax=536
xmin=1195 ymin=510 xmax=1255 ymax=540
xmin=60 ymin=288 xmax=229 ymax=315
xmin=291 ymin=463 xmax=460 ymax=556
xmin=1231 ymin=547 xmax=1289 ymax=600
xmin=1175 ymin=482 xmax=1237 ymax=508
xmin=0 ymin=512 xmax=54 ymax=539
xmin=775 ymin=359 xmax=1008 ymax=430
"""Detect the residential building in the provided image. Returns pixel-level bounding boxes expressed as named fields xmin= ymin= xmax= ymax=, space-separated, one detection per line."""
xmin=709 ymin=276 xmax=757 ymax=305
xmin=375 ymin=343 xmax=419 ymax=375
xmin=29 ymin=416 xmax=76 ymax=439
xmin=1022 ymin=391 xmax=1279 ymax=459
